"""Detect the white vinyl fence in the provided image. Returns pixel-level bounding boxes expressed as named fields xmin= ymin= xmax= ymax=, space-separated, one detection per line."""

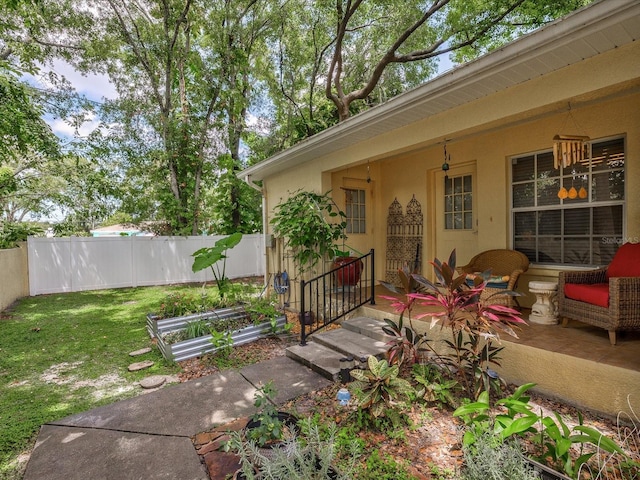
xmin=27 ymin=234 xmax=265 ymax=296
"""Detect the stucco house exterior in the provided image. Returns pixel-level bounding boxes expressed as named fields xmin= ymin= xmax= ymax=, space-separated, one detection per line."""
xmin=240 ymin=0 xmax=640 ymax=312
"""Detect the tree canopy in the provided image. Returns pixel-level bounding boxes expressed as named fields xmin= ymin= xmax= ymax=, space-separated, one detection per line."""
xmin=0 ymin=0 xmax=592 ymax=235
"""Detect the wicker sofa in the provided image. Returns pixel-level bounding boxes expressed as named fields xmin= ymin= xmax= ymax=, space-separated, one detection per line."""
xmin=558 ymin=242 xmax=640 ymax=345
xmin=456 ymin=249 xmax=530 ymax=307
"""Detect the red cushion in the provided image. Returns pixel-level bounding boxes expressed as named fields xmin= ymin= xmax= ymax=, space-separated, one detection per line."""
xmin=606 ymin=242 xmax=640 ymax=279
xmin=564 ymin=283 xmax=610 ymax=308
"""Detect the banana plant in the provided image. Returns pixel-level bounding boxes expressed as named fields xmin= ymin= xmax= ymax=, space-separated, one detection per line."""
xmin=191 ymin=232 xmax=242 ymax=298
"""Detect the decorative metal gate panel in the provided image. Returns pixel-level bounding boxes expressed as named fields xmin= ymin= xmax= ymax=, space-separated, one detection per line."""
xmin=385 ymin=198 xmax=405 ymax=285
xmin=385 ymin=196 xmax=424 ymax=286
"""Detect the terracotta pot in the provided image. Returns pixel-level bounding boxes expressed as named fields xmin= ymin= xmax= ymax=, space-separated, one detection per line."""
xmin=333 ymin=256 xmax=363 ymax=286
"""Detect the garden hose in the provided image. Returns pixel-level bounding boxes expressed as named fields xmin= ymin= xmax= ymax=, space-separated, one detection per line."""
xmin=274 ymin=270 xmax=290 ymax=307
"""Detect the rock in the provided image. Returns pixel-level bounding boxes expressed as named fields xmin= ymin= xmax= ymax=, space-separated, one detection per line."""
xmin=139 ymin=375 xmax=166 ymax=389
xmin=128 ymin=360 xmax=154 ymax=372
xmin=129 ymin=347 xmax=152 ymax=357
xmin=164 ymin=374 xmax=180 ymax=384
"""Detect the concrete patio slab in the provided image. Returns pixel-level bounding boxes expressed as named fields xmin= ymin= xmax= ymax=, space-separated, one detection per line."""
xmin=23 ymin=424 xmax=208 ymax=480
xmin=51 ymin=369 xmax=258 ymax=436
xmin=239 ymin=356 xmax=332 ymax=405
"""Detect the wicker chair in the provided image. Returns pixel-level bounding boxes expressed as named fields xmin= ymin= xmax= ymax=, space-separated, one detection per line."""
xmin=558 ymin=242 xmax=640 ymax=345
xmin=457 ymin=249 xmax=530 ymax=307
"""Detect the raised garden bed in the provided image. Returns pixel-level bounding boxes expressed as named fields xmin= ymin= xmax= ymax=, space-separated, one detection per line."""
xmin=147 ymin=306 xmax=287 ymax=362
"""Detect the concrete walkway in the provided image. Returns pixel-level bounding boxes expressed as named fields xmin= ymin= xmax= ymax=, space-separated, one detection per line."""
xmin=23 ymin=357 xmax=331 ymax=480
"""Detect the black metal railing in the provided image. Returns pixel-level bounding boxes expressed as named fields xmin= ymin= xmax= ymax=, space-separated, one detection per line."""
xmin=299 ymin=249 xmax=375 ymax=345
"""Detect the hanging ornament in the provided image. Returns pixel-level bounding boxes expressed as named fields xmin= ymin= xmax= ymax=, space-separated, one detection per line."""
xmin=568 ymin=186 xmax=578 ymax=199
xmin=578 ymin=186 xmax=587 ymax=199
xmin=553 ymin=135 xmax=590 ymax=169
xmin=442 ymin=144 xmax=451 ymax=182
xmin=557 ymin=187 xmax=568 ymax=199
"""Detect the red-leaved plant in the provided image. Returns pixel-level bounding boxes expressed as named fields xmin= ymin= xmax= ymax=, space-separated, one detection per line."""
xmin=380 ymin=250 xmax=527 ymax=399
xmin=410 ymin=249 xmax=527 ymax=399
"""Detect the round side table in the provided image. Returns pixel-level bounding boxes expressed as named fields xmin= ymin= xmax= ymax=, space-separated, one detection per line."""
xmin=528 ymin=281 xmax=559 ymax=325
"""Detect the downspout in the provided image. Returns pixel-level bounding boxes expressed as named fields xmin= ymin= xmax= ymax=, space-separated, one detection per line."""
xmin=243 ymin=175 xmax=268 ymax=288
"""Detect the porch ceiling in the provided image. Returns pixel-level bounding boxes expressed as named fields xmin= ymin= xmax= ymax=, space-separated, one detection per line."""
xmin=241 ymin=0 xmax=640 ymax=184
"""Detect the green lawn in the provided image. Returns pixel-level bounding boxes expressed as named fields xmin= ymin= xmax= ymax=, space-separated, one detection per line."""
xmin=0 ymin=285 xmax=207 ymax=478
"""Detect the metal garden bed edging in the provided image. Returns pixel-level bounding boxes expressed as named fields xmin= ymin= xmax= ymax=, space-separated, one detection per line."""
xmin=146 ymin=307 xmax=287 ymax=362
xmin=146 ymin=306 xmax=251 ymax=339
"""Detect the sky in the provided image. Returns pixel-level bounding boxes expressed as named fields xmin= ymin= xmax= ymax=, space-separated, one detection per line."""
xmin=24 ymin=59 xmax=118 ymax=139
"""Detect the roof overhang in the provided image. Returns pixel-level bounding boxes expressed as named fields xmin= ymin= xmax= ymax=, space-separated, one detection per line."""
xmin=240 ymin=0 xmax=640 ymax=184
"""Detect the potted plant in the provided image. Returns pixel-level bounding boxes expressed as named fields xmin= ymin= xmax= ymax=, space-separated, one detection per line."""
xmin=270 ymin=190 xmax=347 ymax=278
xmin=243 ymin=381 xmax=298 ymax=449
xmin=332 ymin=252 xmax=363 ymax=287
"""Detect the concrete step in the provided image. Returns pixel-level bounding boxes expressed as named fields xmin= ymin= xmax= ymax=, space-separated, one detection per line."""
xmin=286 ymin=342 xmax=344 ymax=381
xmin=341 ymin=316 xmax=395 ymax=342
xmin=311 ymin=328 xmax=389 ymax=359
xmin=285 ymin=317 xmax=394 ymax=381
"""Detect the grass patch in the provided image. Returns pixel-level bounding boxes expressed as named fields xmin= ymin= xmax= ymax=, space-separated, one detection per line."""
xmin=0 ymin=285 xmax=211 ymax=478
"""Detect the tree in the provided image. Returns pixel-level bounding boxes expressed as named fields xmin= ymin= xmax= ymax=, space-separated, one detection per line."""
xmin=324 ymin=0 xmax=592 ymax=121
xmin=42 ymin=0 xmax=284 ymax=235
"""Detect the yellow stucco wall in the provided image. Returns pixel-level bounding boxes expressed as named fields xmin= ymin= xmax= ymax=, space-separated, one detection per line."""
xmin=0 ymin=242 xmax=29 ymax=312
xmin=262 ymin=40 xmax=640 ymax=309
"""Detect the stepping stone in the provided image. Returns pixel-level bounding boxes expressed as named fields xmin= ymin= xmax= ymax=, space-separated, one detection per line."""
xmin=129 ymin=347 xmax=152 ymax=357
xmin=128 ymin=360 xmax=154 ymax=372
xmin=139 ymin=375 xmax=166 ymax=389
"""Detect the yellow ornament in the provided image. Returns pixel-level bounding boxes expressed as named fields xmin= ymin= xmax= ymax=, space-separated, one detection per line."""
xmin=557 ymin=187 xmax=568 ymax=199
xmin=578 ymin=186 xmax=587 ymax=199
xmin=568 ymin=186 xmax=578 ymax=199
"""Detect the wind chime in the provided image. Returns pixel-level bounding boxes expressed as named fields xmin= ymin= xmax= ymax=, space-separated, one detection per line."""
xmin=442 ymin=144 xmax=450 ymax=182
xmin=554 ymin=105 xmax=590 ymax=200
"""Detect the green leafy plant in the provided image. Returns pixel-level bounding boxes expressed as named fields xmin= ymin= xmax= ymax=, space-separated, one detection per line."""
xmin=411 ymin=249 xmax=527 ymax=399
xmin=157 ymin=290 xmax=214 ymax=318
xmin=412 ymin=363 xmax=461 ymax=409
xmin=248 ymin=295 xmax=280 ymax=323
xmin=350 ymin=356 xmax=414 ymax=420
xmin=209 ymin=329 xmax=233 ymax=360
xmin=454 ymin=383 xmax=630 ymax=479
xmin=532 ymin=411 xmax=626 ymax=479
xmin=270 ymin=190 xmax=347 ymax=276
xmin=454 ymin=383 xmax=539 ymax=448
xmin=245 ymin=381 xmax=294 ymax=447
xmin=0 ymin=221 xmax=43 ymax=249
xmin=191 ymin=232 xmax=243 ymax=298
xmin=358 ymin=449 xmax=416 ymax=479
xmin=184 ymin=319 xmax=210 ymax=339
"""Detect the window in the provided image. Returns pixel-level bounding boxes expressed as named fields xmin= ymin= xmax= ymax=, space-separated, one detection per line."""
xmin=345 ymin=188 xmax=366 ymax=234
xmin=511 ymin=137 xmax=625 ymax=266
xmin=444 ymin=175 xmax=473 ymax=230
